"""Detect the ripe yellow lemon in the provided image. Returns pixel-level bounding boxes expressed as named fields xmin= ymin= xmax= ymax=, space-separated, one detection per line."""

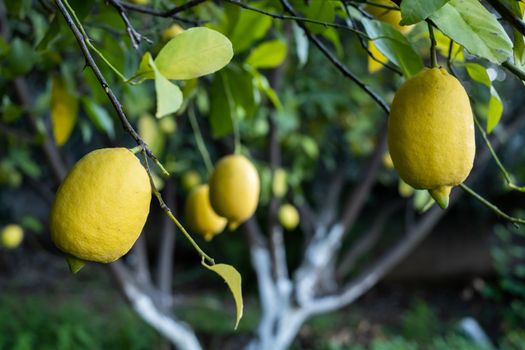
xmin=1 ymin=224 xmax=24 ymax=249
xmin=50 ymin=148 xmax=151 ymax=264
xmin=272 ymin=168 xmax=288 ymax=198
xmin=185 ymin=184 xmax=227 ymax=241
xmin=388 ymin=68 xmax=475 ymax=209
xmin=209 ymin=155 xmax=260 ymax=230
xmin=278 ymin=204 xmax=300 ymax=231
xmin=365 ymin=0 xmax=413 ymax=34
xmin=368 ymin=40 xmax=389 ymax=73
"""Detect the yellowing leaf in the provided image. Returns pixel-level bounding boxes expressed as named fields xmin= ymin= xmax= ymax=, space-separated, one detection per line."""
xmin=202 ymin=261 xmax=243 ymax=330
xmin=147 ymin=54 xmax=183 ymax=118
xmin=51 ymin=76 xmax=78 ymax=146
xmin=368 ymin=40 xmax=389 ymax=73
xmin=155 ymin=27 xmax=233 ymax=80
xmin=245 ymin=40 xmax=288 ymax=69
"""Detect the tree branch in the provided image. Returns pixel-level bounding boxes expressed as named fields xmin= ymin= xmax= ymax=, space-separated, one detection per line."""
xmin=110 ymin=261 xmax=202 ymax=350
xmin=107 ymin=0 xmax=148 ymax=49
xmin=336 ymin=201 xmax=401 ymax=279
xmin=156 ymin=181 xmax=176 ymax=308
xmin=120 ymin=0 xmax=206 ymax=25
xmin=280 ymin=0 xmax=390 ymax=114
xmin=340 ymin=120 xmax=387 ymax=232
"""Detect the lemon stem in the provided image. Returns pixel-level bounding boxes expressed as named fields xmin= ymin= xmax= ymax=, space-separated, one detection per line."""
xmin=63 ymin=0 xmax=127 ymax=82
xmin=459 ymin=183 xmax=525 ymax=227
xmin=140 ymin=150 xmax=215 ymax=265
xmin=427 ymin=20 xmax=438 ymax=68
xmin=188 ymin=104 xmax=214 ymax=176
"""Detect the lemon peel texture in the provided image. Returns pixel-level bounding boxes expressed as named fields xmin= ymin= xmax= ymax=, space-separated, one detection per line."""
xmin=388 ymin=68 xmax=475 ymax=209
xmin=209 ymin=154 xmax=260 ymax=229
xmin=185 ymin=184 xmax=227 ymax=241
xmin=50 ymin=148 xmax=151 ymax=264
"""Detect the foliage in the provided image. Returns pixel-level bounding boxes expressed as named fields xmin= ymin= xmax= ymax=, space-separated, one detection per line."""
xmin=0 ymin=294 xmax=159 ymax=350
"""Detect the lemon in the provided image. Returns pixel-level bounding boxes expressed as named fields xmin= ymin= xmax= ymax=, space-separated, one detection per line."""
xmin=162 ymin=24 xmax=185 ymax=41
xmin=50 ymin=148 xmax=151 ymax=265
xmin=1 ymin=224 xmax=24 ymax=249
xmin=130 ymin=0 xmax=149 ymax=4
xmin=181 ymin=170 xmax=201 ymax=192
xmin=382 ymin=151 xmax=394 ymax=169
xmin=185 ymin=184 xmax=227 ymax=241
xmin=272 ymin=168 xmax=288 ymax=198
xmin=209 ymin=155 xmax=260 ymax=229
xmin=388 ymin=67 xmax=475 ymax=209
xmin=368 ymin=40 xmax=389 ymax=73
xmin=278 ymin=204 xmax=300 ymax=231
xmin=364 ymin=0 xmax=413 ymax=34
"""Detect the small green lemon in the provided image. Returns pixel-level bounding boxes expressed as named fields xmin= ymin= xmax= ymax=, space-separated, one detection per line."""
xmin=209 ymin=154 xmax=260 ymax=230
xmin=364 ymin=0 xmax=413 ymax=33
xmin=185 ymin=184 xmax=227 ymax=241
xmin=50 ymin=148 xmax=151 ymax=264
xmin=388 ymin=68 xmax=475 ymax=209
xmin=1 ymin=224 xmax=24 ymax=249
xmin=278 ymin=204 xmax=300 ymax=231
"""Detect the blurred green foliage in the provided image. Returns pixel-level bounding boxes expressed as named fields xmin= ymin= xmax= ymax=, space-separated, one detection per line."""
xmin=0 ymin=293 xmax=159 ymax=350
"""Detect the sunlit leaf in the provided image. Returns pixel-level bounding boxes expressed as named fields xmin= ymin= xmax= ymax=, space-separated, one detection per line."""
xmin=51 ymin=75 xmax=78 ymax=146
xmin=362 ymin=18 xmax=424 ymax=77
xmin=296 ymin=0 xmax=335 ymax=34
xmin=202 ymin=261 xmax=243 ymax=330
xmin=245 ymin=40 xmax=288 ymax=69
xmin=148 ymin=55 xmax=183 ymax=118
xmin=155 ymin=27 xmax=233 ymax=80
xmin=400 ymin=0 xmax=450 ymax=25
xmin=292 ymin=22 xmax=309 ymax=67
xmin=227 ymin=5 xmax=272 ymax=53
xmin=465 ymin=63 xmax=491 ymax=87
xmin=430 ymin=0 xmax=513 ymax=64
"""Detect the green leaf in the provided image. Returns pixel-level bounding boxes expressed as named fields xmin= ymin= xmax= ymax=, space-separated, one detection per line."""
xmin=153 ymin=27 xmax=233 ymax=80
xmin=430 ymin=0 xmax=513 ymax=64
xmin=296 ymin=0 xmax=335 ymax=34
xmin=362 ymin=18 xmax=424 ymax=77
xmin=202 ymin=262 xmax=243 ymax=330
xmin=227 ymin=5 xmax=272 ymax=53
xmin=148 ymin=55 xmax=183 ymax=118
xmin=6 ymin=38 xmax=37 ymax=77
xmin=465 ymin=63 xmax=491 ymax=87
xmin=245 ymin=40 xmax=288 ymax=69
xmin=210 ymin=71 xmax=234 ymax=138
xmin=487 ymin=87 xmax=503 ymax=133
xmin=227 ymin=66 xmax=257 ymax=118
xmin=246 ymin=66 xmax=283 ymax=110
xmin=400 ymin=0 xmax=450 ymax=25
xmin=81 ymin=98 xmax=115 ymax=138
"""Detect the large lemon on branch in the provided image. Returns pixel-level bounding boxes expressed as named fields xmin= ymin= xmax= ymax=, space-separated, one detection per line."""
xmin=50 ymin=148 xmax=151 ymax=266
xmin=388 ymin=68 xmax=475 ymax=209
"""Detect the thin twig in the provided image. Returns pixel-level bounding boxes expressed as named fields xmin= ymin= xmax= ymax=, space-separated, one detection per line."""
xmin=474 ymin=116 xmax=525 ymax=192
xmin=224 ymin=0 xmax=369 ymax=38
xmin=280 ymin=0 xmax=390 ymax=114
xmin=188 ymin=104 xmax=213 ymax=175
xmin=120 ymin=0 xmax=206 ymax=25
xmin=107 ymin=0 xmax=150 ymax=49
xmin=459 ymin=183 xmax=525 ymax=226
